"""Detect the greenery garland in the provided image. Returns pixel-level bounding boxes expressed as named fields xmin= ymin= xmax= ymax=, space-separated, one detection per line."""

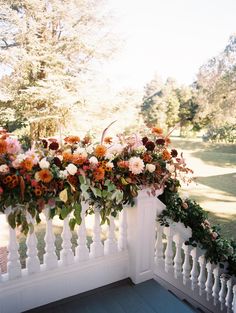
xmin=158 ymin=178 xmax=236 ymax=275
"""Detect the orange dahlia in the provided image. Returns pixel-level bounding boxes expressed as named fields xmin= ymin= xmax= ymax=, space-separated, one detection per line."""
xmin=22 ymin=158 xmax=34 ymax=171
xmin=0 ymin=140 xmax=7 ymax=154
xmin=72 ymin=154 xmax=86 ymax=165
xmin=104 ymin=137 xmax=112 ymax=144
xmin=93 ymin=167 xmax=105 ymax=181
xmin=162 ymin=149 xmax=172 ymax=161
xmin=64 ymin=136 xmax=80 ymax=144
xmin=38 ymin=169 xmax=53 ymax=183
xmin=152 ymin=127 xmax=163 ymax=135
xmin=94 ymin=145 xmax=106 ymax=158
xmin=62 ymin=151 xmax=73 ymax=162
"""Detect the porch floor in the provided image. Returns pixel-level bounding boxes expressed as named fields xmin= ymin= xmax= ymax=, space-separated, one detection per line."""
xmin=24 ymin=279 xmax=196 ymax=313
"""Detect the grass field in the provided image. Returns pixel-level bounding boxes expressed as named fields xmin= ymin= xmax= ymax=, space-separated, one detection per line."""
xmin=170 ymin=137 xmax=236 ymax=240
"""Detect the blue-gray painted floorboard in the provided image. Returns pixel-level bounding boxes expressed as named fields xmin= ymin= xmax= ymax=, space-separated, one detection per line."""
xmin=24 ymin=279 xmax=196 ymax=313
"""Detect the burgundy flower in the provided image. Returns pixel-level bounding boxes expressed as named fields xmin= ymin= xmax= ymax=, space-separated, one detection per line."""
xmin=171 ymin=149 xmax=178 ymax=157
xmin=156 ymin=138 xmax=165 ymax=146
xmin=49 ymin=141 xmax=59 ymax=150
xmin=145 ymin=141 xmax=155 ymax=151
xmin=142 ymin=137 xmax=149 ymax=145
xmin=42 ymin=139 xmax=48 ymax=148
xmin=53 ymin=157 xmax=62 ymax=168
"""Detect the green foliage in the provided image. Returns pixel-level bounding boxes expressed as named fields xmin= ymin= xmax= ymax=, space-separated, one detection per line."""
xmin=158 ymin=178 xmax=236 ymax=275
xmin=203 ymin=123 xmax=236 ymax=143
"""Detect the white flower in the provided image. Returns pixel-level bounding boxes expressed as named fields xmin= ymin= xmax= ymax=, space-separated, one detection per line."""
xmin=89 ymin=156 xmax=98 ymax=165
xmin=146 ymin=163 xmax=156 ymax=173
xmin=105 ymin=152 xmax=115 ymax=160
xmin=106 ymin=161 xmax=114 ymax=169
xmin=59 ymin=170 xmax=68 ymax=179
xmin=16 ymin=153 xmax=26 ymax=163
xmin=66 ymin=163 xmax=77 ymax=175
xmin=39 ymin=157 xmax=50 ymax=169
xmin=135 ymin=145 xmax=147 ymax=153
xmin=86 ymin=145 xmax=94 ymax=154
xmin=0 ymin=164 xmax=9 ymax=173
xmin=166 ymin=163 xmax=175 ymax=173
xmin=108 ymin=144 xmax=124 ymax=155
xmin=128 ymin=157 xmax=144 ymax=175
xmin=74 ymin=147 xmax=88 ymax=158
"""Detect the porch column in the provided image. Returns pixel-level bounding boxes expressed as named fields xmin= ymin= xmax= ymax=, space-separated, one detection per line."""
xmin=127 ymin=188 xmax=165 ymax=284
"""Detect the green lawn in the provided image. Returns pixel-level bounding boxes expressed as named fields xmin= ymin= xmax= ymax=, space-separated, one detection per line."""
xmin=171 ymin=137 xmax=236 ymax=240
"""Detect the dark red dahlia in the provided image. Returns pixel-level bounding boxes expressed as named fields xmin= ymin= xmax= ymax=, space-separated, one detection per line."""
xmin=145 ymin=141 xmax=155 ymax=151
xmin=53 ymin=157 xmax=62 ymax=168
xmin=171 ymin=149 xmax=178 ymax=157
xmin=142 ymin=137 xmax=149 ymax=145
xmin=42 ymin=139 xmax=48 ymax=148
xmin=49 ymin=141 xmax=59 ymax=150
xmin=156 ymin=138 xmax=165 ymax=146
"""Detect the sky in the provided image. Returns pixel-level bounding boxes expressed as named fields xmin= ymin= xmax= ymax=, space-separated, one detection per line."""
xmin=102 ymin=0 xmax=236 ymax=90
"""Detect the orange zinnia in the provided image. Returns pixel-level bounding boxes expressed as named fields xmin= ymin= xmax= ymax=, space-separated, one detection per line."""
xmin=162 ymin=149 xmax=172 ymax=161
xmin=93 ymin=167 xmax=105 ymax=181
xmin=62 ymin=151 xmax=73 ymax=162
xmin=38 ymin=169 xmax=53 ymax=183
xmin=94 ymin=145 xmax=106 ymax=158
xmin=64 ymin=136 xmax=80 ymax=144
xmin=72 ymin=154 xmax=86 ymax=165
xmin=104 ymin=137 xmax=112 ymax=144
xmin=0 ymin=140 xmax=7 ymax=154
xmin=22 ymin=158 xmax=34 ymax=171
xmin=152 ymin=127 xmax=163 ymax=135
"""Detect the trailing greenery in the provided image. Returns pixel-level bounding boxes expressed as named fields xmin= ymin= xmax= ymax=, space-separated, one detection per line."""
xmin=158 ymin=178 xmax=236 ymax=275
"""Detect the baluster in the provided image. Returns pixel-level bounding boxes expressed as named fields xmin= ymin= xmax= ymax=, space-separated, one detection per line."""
xmin=232 ymin=285 xmax=236 ymax=312
xmin=173 ymin=233 xmax=184 ymax=279
xmin=198 ymin=255 xmax=206 ymax=296
xmin=155 ymin=223 xmax=164 ymax=264
xmin=219 ymin=275 xmax=227 ymax=311
xmin=182 ymin=244 xmax=191 ymax=285
xmin=225 ymin=277 xmax=233 ymax=312
xmin=61 ymin=215 xmax=74 ymax=265
xmin=164 ymin=226 xmax=174 ymax=272
xmin=43 ymin=207 xmax=58 ymax=269
xmin=90 ymin=209 xmax=104 ymax=258
xmin=6 ymin=208 xmax=22 ymax=280
xmin=205 ymin=262 xmax=213 ymax=301
xmin=118 ymin=207 xmax=128 ymax=251
xmin=104 ymin=215 xmax=118 ymax=255
xmin=26 ymin=213 xmax=40 ymax=274
xmin=212 ymin=265 xmax=220 ymax=305
xmin=75 ymin=202 xmax=89 ymax=262
xmin=190 ymin=248 xmax=199 ymax=290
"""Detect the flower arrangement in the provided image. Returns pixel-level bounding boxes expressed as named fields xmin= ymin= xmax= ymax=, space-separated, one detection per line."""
xmin=0 ymin=126 xmax=190 ymax=233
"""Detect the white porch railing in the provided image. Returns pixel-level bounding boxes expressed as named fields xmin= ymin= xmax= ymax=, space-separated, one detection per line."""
xmin=0 ymin=190 xmax=235 ymax=313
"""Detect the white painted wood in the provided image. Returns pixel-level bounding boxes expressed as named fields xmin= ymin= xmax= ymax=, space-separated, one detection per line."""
xmin=198 ymin=255 xmax=206 ymax=296
xmin=43 ymin=207 xmax=58 ymax=269
xmin=173 ymin=233 xmax=184 ymax=279
xmin=25 ymin=213 xmax=40 ymax=274
xmin=90 ymin=209 xmax=104 ymax=258
xmin=205 ymin=262 xmax=213 ymax=301
xmin=190 ymin=248 xmax=199 ymax=290
xmin=182 ymin=243 xmax=191 ymax=285
xmin=164 ymin=226 xmax=174 ymax=273
xmin=225 ymin=277 xmax=233 ymax=311
xmin=219 ymin=275 xmax=227 ymax=311
xmin=61 ymin=215 xmax=74 ymax=265
xmin=118 ymin=207 xmax=128 ymax=251
xmin=104 ymin=215 xmax=118 ymax=255
xmin=75 ymin=202 xmax=89 ymax=262
xmin=212 ymin=265 xmax=220 ymax=306
xmin=7 ymin=215 xmax=22 ymax=280
xmin=127 ymin=189 xmax=164 ymax=284
xmin=155 ymin=223 xmax=164 ymax=263
xmin=232 ymin=284 xmax=236 ymax=312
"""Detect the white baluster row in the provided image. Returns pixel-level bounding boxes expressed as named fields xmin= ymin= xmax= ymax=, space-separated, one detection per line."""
xmin=155 ymin=222 xmax=236 ymax=313
xmin=0 ymin=204 xmax=128 ymax=282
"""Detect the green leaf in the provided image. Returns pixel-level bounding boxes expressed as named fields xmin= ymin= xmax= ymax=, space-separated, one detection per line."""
xmin=102 ymin=190 xmax=108 ymax=197
xmin=60 ymin=205 xmax=69 ymax=219
xmin=74 ymin=202 xmax=82 ymax=224
xmin=79 ymin=176 xmax=86 ymax=185
xmin=69 ymin=218 xmax=76 ymax=231
xmin=8 ymin=212 xmax=16 ymax=229
xmin=108 ymin=183 xmax=116 ymax=192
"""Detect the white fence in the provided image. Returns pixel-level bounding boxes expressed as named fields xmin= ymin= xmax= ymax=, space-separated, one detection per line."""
xmin=0 ymin=190 xmax=235 ymax=313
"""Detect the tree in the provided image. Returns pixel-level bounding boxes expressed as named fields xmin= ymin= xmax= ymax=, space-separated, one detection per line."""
xmin=0 ymin=0 xmax=118 ymax=139
xmin=195 ymin=34 xmax=236 ymax=128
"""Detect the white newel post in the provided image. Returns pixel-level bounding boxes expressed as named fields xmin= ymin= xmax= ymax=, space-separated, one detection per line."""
xmin=126 ymin=188 xmax=165 ymax=284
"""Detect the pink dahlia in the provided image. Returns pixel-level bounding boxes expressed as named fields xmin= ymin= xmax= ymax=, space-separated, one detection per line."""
xmin=6 ymin=137 xmax=21 ymax=154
